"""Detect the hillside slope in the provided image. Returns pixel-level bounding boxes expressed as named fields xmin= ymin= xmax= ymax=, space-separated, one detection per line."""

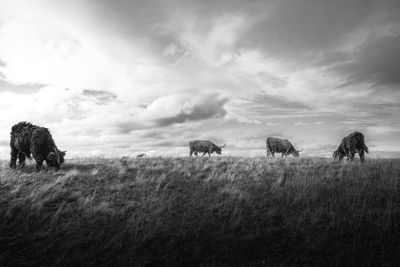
xmin=0 ymin=157 xmax=399 ymax=266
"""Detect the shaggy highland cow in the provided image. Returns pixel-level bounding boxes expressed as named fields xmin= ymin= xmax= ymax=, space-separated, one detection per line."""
xmin=266 ymin=137 xmax=303 ymax=157
xmin=10 ymin=122 xmax=66 ymax=171
xmin=189 ymin=140 xmax=226 ymax=157
xmin=333 ymin=132 xmax=369 ymax=162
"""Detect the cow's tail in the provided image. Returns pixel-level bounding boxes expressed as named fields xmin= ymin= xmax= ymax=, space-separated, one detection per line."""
xmin=363 ymin=143 xmax=369 ymax=154
xmin=189 ymin=141 xmax=194 ymax=157
xmin=360 ymin=134 xmax=369 ymax=153
xmin=266 ymin=139 xmax=271 ymax=156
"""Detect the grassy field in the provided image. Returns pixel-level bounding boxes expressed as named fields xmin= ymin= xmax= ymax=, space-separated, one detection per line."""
xmin=0 ymin=157 xmax=399 ymax=266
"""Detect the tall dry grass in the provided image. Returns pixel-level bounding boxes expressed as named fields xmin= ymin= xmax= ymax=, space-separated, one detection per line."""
xmin=0 ymin=157 xmax=399 ymax=266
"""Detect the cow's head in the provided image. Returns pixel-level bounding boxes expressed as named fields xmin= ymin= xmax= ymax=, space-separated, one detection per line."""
xmin=333 ymin=149 xmax=344 ymax=161
xmin=213 ymin=144 xmax=226 ymax=155
xmin=47 ymin=150 xmax=66 ymax=170
xmin=291 ymin=146 xmax=303 ymax=157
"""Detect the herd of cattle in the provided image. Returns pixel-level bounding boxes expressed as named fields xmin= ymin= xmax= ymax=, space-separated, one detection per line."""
xmin=8 ymin=121 xmax=369 ymax=172
xmin=189 ymin=132 xmax=368 ymax=162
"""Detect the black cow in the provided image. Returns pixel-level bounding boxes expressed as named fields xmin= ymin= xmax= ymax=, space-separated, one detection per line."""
xmin=189 ymin=140 xmax=225 ymax=157
xmin=10 ymin=122 xmax=66 ymax=171
xmin=333 ymin=132 xmax=368 ymax=162
xmin=266 ymin=137 xmax=303 ymax=157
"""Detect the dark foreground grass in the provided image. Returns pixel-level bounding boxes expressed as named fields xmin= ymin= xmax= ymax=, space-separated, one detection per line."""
xmin=0 ymin=157 xmax=400 ymax=266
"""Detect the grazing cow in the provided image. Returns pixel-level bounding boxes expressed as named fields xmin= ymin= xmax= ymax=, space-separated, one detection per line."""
xmin=10 ymin=122 xmax=66 ymax=171
xmin=333 ymin=132 xmax=368 ymax=162
xmin=136 ymin=153 xmax=148 ymax=158
xmin=189 ymin=140 xmax=226 ymax=157
xmin=266 ymin=137 xmax=303 ymax=157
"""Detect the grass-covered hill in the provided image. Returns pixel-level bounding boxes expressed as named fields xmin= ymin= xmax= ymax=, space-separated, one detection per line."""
xmin=0 ymin=157 xmax=399 ymax=266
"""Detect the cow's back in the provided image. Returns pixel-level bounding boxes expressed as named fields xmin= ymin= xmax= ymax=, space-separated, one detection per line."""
xmin=267 ymin=137 xmax=288 ymax=152
xmin=11 ymin=122 xmax=36 ymax=154
xmin=347 ymin=132 xmax=367 ymax=151
xmin=190 ymin=140 xmax=212 ymax=152
xmin=31 ymin=127 xmax=55 ymax=151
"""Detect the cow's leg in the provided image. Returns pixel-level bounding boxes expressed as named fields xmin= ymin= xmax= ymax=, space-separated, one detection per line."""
xmin=359 ymin=150 xmax=365 ymax=162
xmin=35 ymin=160 xmax=44 ymax=172
xmin=18 ymin=153 xmax=26 ymax=168
xmin=190 ymin=150 xmax=193 ymax=157
xmin=208 ymin=152 xmax=211 ymax=157
xmin=201 ymin=152 xmax=207 ymax=157
xmin=349 ymin=150 xmax=355 ymax=162
xmin=31 ymin=146 xmax=44 ymax=172
xmin=194 ymin=151 xmax=198 ymax=157
xmin=10 ymin=143 xmax=18 ymax=169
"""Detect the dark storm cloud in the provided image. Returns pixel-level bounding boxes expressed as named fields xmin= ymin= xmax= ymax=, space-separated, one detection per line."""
xmin=88 ymin=0 xmax=178 ymax=54
xmin=88 ymin=0 xmax=400 ymax=63
xmin=0 ymin=79 xmax=46 ymax=94
xmin=316 ymin=51 xmax=348 ymax=67
xmin=82 ymin=89 xmax=117 ymax=104
xmin=333 ymin=36 xmax=400 ymax=87
xmin=155 ymin=95 xmax=228 ymax=127
xmin=239 ymin=0 xmax=398 ymax=59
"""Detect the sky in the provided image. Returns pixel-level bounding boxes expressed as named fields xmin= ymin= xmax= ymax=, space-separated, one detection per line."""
xmin=0 ymin=0 xmax=400 ymax=158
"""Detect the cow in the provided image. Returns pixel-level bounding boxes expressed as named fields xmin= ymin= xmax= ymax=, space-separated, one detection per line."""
xmin=136 ymin=153 xmax=148 ymax=158
xmin=333 ymin=132 xmax=368 ymax=162
xmin=189 ymin=140 xmax=226 ymax=157
xmin=10 ymin=122 xmax=66 ymax=171
xmin=266 ymin=137 xmax=303 ymax=157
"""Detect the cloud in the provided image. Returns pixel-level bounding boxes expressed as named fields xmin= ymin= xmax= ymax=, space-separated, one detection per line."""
xmin=115 ymin=122 xmax=146 ymax=134
xmin=143 ymin=92 xmax=228 ymax=127
xmin=0 ymin=78 xmax=46 ymax=94
xmin=237 ymin=117 xmax=261 ymax=125
xmin=332 ymin=35 xmax=400 ymax=87
xmin=0 ymin=140 xmax=9 ymax=147
xmin=114 ymin=91 xmax=229 ymax=134
xmin=294 ymin=122 xmax=309 ymax=126
xmin=140 ymin=130 xmax=165 ymax=139
xmin=82 ymin=89 xmax=117 ymax=105
xmin=367 ymin=125 xmax=400 ymax=135
xmin=1 ymin=0 xmax=400 ymax=158
xmin=240 ymin=0 xmax=381 ymax=59
xmin=147 ymin=140 xmax=174 ymax=147
xmin=251 ymin=93 xmax=311 ymax=110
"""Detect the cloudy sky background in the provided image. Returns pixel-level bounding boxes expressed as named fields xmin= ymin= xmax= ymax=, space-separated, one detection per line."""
xmin=0 ymin=0 xmax=400 ymax=158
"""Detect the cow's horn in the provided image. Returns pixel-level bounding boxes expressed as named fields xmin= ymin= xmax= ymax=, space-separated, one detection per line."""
xmin=219 ymin=144 xmax=226 ymax=148
xmin=297 ymin=148 xmax=304 ymax=152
